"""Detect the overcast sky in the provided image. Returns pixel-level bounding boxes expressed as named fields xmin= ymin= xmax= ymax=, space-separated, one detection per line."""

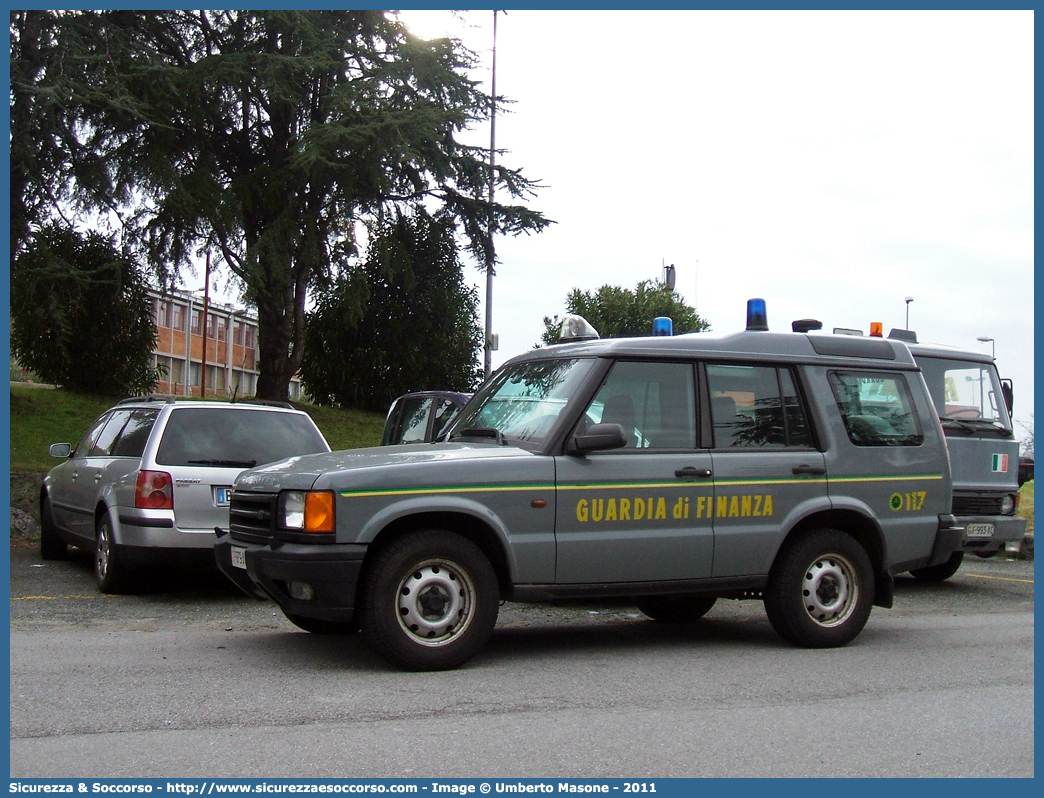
xmin=400 ymin=9 xmax=1034 ymax=441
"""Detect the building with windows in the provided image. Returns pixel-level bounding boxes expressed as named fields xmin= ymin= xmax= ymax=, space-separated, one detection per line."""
xmin=149 ymin=289 xmax=302 ymax=400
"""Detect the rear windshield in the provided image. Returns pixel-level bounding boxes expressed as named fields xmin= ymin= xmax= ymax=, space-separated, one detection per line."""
xmin=156 ymin=407 xmax=329 ymax=467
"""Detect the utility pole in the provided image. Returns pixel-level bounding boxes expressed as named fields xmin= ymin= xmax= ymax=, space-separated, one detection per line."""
xmin=483 ymin=10 xmax=498 ymax=381
xmin=200 ymin=251 xmax=210 ymax=397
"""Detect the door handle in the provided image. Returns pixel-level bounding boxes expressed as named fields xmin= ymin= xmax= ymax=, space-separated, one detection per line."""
xmin=675 ymin=467 xmax=712 ymax=479
xmin=792 ymin=465 xmax=827 ymax=476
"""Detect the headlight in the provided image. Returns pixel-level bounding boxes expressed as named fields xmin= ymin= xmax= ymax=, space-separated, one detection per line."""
xmin=279 ymin=491 xmax=335 ymax=533
xmin=280 ymin=492 xmax=307 ymax=529
xmin=1001 ymin=494 xmax=1017 ymax=515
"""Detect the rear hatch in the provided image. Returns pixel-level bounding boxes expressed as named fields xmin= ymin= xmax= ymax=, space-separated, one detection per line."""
xmin=151 ymin=405 xmax=330 ymax=533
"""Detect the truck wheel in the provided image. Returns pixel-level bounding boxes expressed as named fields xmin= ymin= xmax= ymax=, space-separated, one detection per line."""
xmin=282 ymin=610 xmax=359 ymax=635
xmin=910 ymin=551 xmax=964 ymax=582
xmin=40 ymin=493 xmax=67 ymax=561
xmin=636 ymin=595 xmax=717 ymax=622
xmin=764 ymin=529 xmax=874 ymax=648
xmin=359 ymin=530 xmax=499 ymax=671
xmin=95 ymin=511 xmax=131 ymax=595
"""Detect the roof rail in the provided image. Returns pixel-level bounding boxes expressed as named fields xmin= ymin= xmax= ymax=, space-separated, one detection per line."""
xmin=118 ymin=394 xmax=176 ymax=405
xmin=241 ymin=399 xmax=294 ymax=409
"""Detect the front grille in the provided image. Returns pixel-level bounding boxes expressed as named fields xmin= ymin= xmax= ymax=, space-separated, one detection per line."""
xmin=952 ymin=492 xmax=1010 ymax=516
xmin=229 ymin=491 xmax=277 ymax=544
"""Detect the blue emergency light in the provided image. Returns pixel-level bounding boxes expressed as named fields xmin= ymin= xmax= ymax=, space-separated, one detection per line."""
xmin=652 ymin=316 xmax=673 ymax=336
xmin=746 ymin=298 xmax=769 ymax=331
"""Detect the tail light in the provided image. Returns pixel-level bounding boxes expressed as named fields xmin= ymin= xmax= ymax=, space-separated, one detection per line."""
xmin=136 ymin=470 xmax=173 ymax=510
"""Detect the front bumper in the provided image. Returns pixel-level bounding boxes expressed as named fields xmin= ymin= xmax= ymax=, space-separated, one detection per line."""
xmin=955 ymin=515 xmax=1027 ymax=551
xmin=215 ymin=532 xmax=366 ymax=623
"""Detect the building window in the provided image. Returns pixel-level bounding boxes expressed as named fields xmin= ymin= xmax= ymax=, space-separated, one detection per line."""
xmin=191 ymin=309 xmax=203 ymax=336
xmin=172 ymin=304 xmax=186 ymax=332
xmin=244 ymin=327 xmax=255 ymax=349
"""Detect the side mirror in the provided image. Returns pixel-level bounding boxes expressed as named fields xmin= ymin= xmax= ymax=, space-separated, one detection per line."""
xmin=565 ymin=423 xmax=627 ymax=455
xmin=1001 ymin=379 xmax=1014 ymax=417
xmin=49 ymin=443 xmax=72 ymax=458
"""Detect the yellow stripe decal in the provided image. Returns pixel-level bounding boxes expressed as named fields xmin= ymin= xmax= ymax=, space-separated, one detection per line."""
xmin=339 ymin=474 xmax=944 ymax=499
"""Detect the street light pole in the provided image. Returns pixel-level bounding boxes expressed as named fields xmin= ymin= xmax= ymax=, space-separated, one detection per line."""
xmin=483 ymin=10 xmax=498 ymax=381
xmin=904 ymin=296 xmax=914 ymax=329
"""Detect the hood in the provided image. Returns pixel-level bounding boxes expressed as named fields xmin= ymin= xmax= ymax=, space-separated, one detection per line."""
xmin=233 ymin=441 xmax=539 ymax=492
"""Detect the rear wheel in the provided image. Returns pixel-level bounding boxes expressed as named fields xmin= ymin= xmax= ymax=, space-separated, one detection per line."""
xmin=39 ymin=493 xmax=67 ymax=560
xmin=764 ymin=529 xmax=874 ymax=648
xmin=636 ymin=595 xmax=717 ymax=622
xmin=95 ymin=511 xmax=131 ymax=594
xmin=282 ymin=611 xmax=359 ymax=635
xmin=359 ymin=529 xmax=499 ymax=671
xmin=910 ymin=551 xmax=964 ymax=582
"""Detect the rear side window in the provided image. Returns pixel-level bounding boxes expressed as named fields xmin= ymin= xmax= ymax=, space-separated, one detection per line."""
xmin=90 ymin=410 xmax=134 ymax=456
xmin=706 ymin=364 xmax=812 ymax=449
xmin=156 ymin=408 xmax=329 ymax=467
xmin=829 ymin=371 xmax=924 ymax=446
xmin=110 ymin=410 xmax=159 ymax=457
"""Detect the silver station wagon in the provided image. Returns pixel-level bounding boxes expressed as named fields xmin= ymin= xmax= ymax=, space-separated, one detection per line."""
xmin=42 ymin=397 xmax=330 ymax=593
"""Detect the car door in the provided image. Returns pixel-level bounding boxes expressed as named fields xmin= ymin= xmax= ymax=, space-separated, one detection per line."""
xmin=821 ymin=368 xmax=950 ymax=566
xmin=65 ymin=410 xmax=134 ymax=541
xmin=704 ymin=362 xmax=826 ymax=578
xmin=554 ymin=359 xmax=715 ymax=584
xmin=48 ymin=412 xmax=112 ymax=539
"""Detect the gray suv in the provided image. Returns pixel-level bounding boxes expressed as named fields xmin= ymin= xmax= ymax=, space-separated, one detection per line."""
xmin=42 ymin=397 xmax=330 ymax=593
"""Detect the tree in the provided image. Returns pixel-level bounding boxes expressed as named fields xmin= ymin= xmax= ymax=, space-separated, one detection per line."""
xmin=300 ymin=208 xmax=482 ymax=411
xmin=540 ymin=280 xmax=709 ymax=345
xmin=11 ymin=224 xmax=159 ymax=395
xmin=10 ymin=11 xmax=550 ymax=399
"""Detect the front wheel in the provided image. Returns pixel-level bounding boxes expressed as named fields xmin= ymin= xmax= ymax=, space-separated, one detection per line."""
xmin=359 ymin=530 xmax=499 ymax=671
xmin=636 ymin=595 xmax=717 ymax=623
xmin=764 ymin=529 xmax=874 ymax=648
xmin=910 ymin=551 xmax=964 ymax=582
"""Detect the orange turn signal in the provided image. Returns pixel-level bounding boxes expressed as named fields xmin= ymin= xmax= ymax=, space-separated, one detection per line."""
xmin=304 ymin=491 xmax=335 ymax=533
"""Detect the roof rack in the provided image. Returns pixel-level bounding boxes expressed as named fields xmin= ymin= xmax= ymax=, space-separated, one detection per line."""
xmin=118 ymin=394 xmax=177 ymax=405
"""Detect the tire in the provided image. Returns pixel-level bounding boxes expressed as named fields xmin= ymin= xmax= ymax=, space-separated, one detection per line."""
xmin=283 ymin=610 xmax=359 ymax=635
xmin=95 ymin=511 xmax=131 ymax=594
xmin=39 ymin=493 xmax=67 ymax=561
xmin=636 ymin=595 xmax=717 ymax=623
xmin=359 ymin=530 xmax=499 ymax=671
xmin=764 ymin=529 xmax=874 ymax=648
xmin=910 ymin=551 xmax=964 ymax=582
xmin=972 ymin=550 xmax=999 ymax=560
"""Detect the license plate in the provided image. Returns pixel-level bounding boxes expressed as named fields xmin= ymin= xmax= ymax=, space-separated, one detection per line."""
xmin=230 ymin=546 xmax=247 ymax=570
xmin=966 ymin=523 xmax=995 ymax=538
xmin=214 ymin=487 xmax=232 ymax=507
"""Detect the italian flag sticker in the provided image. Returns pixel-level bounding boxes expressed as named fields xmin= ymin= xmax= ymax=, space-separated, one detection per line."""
xmin=992 ymin=454 xmax=1010 ymax=473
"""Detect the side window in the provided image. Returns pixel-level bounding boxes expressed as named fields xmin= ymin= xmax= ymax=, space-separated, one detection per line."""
xmin=579 ymin=360 xmax=696 ymax=449
xmin=706 ymin=364 xmax=812 ymax=449
xmin=431 ymin=399 xmax=461 ymax=441
xmin=399 ymin=397 xmax=433 ymax=444
xmin=829 ymin=371 xmax=924 ymax=446
xmin=72 ymin=413 xmax=112 ymax=459
xmin=110 ymin=410 xmax=159 ymax=458
xmin=89 ymin=410 xmax=134 ymax=457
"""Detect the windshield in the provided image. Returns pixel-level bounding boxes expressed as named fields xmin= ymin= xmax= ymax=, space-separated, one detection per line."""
xmin=447 ymin=358 xmax=596 ymax=447
xmin=916 ymin=356 xmax=1012 ymax=430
